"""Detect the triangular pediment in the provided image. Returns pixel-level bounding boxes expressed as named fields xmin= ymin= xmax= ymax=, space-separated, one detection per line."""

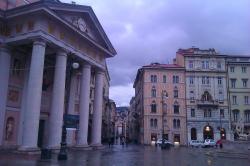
xmin=47 ymin=2 xmax=116 ymax=56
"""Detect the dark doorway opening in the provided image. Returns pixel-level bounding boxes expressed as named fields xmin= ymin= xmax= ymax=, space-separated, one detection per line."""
xmin=203 ymin=125 xmax=213 ymax=140
xmin=37 ymin=120 xmax=45 ymax=148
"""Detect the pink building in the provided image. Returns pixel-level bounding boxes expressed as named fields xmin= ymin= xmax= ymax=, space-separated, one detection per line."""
xmin=0 ymin=0 xmax=40 ymax=10
xmin=133 ymin=63 xmax=187 ymax=145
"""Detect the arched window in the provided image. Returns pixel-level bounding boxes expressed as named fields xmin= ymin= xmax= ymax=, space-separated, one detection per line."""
xmin=201 ymin=91 xmax=212 ymax=101
xmin=191 ymin=128 xmax=197 ymax=140
xmin=173 ymin=119 xmax=177 ymax=128
xmin=245 ymin=110 xmax=250 ymax=123
xmin=151 ymin=86 xmax=156 ymax=97
xmin=154 ymin=119 xmax=157 ymax=128
xmin=232 ymin=109 xmax=239 ymax=122
xmin=174 ymin=86 xmax=178 ymax=98
xmin=150 ymin=119 xmax=154 ymax=127
xmin=151 ymin=101 xmax=157 ymax=113
xmin=174 ymin=101 xmax=179 ymax=114
xmin=5 ymin=117 xmax=15 ymax=141
xmin=177 ymin=119 xmax=180 ymax=128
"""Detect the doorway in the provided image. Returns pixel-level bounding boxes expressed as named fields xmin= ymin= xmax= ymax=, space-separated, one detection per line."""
xmin=37 ymin=120 xmax=45 ymax=148
xmin=203 ymin=125 xmax=213 ymax=140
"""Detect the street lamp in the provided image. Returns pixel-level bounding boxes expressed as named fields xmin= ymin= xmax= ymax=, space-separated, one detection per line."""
xmin=58 ymin=59 xmax=79 ymax=160
xmin=161 ymin=90 xmax=168 ymax=149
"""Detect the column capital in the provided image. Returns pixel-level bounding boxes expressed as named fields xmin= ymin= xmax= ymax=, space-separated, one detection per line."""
xmin=96 ymin=70 xmax=105 ymax=75
xmin=33 ymin=38 xmax=46 ymax=47
xmin=0 ymin=44 xmax=11 ymax=54
xmin=56 ymin=49 xmax=68 ymax=57
xmin=82 ymin=62 xmax=91 ymax=69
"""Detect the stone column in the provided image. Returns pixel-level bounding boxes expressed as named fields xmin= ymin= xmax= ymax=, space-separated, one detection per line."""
xmin=76 ymin=63 xmax=91 ymax=148
xmin=19 ymin=40 xmax=46 ymax=151
xmin=0 ymin=45 xmax=11 ymax=145
xmin=47 ymin=50 xmax=67 ymax=149
xmin=91 ymin=71 xmax=104 ymax=147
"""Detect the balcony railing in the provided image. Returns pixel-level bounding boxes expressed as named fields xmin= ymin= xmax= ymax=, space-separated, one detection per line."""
xmin=197 ymin=100 xmax=219 ymax=108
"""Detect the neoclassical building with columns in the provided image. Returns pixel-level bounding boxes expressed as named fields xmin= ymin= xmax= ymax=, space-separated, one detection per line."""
xmin=0 ymin=0 xmax=116 ymax=152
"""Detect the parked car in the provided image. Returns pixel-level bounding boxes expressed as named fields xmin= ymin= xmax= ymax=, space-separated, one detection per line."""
xmin=189 ymin=140 xmax=203 ymax=147
xmin=156 ymin=139 xmax=173 ymax=146
xmin=202 ymin=139 xmax=216 ymax=148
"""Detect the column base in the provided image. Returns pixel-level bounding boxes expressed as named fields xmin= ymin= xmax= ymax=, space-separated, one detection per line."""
xmin=17 ymin=146 xmax=41 ymax=155
xmin=47 ymin=146 xmax=60 ymax=153
xmin=90 ymin=143 xmax=104 ymax=150
xmin=73 ymin=144 xmax=92 ymax=150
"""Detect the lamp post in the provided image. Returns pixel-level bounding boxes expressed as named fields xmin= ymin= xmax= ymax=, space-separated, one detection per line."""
xmin=57 ymin=59 xmax=79 ymax=160
xmin=161 ymin=90 xmax=167 ymax=149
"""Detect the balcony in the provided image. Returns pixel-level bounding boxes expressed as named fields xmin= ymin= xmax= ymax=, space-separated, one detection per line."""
xmin=197 ymin=100 xmax=219 ymax=108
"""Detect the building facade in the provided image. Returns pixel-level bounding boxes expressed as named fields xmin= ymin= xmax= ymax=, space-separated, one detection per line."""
xmin=133 ymin=63 xmax=187 ymax=145
xmin=0 ymin=0 xmax=116 ymax=152
xmin=128 ymin=97 xmax=139 ymax=143
xmin=227 ymin=56 xmax=250 ymax=139
xmin=176 ymin=48 xmax=231 ymax=142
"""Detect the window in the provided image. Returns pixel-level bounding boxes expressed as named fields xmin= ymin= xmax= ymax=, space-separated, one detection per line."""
xmin=174 ymin=104 xmax=179 ymax=114
xmin=173 ymin=119 xmax=180 ymax=129
xmin=154 ymin=119 xmax=158 ymax=128
xmin=189 ymin=61 xmax=194 ymax=69
xmin=242 ymin=79 xmax=248 ymax=88
xmin=217 ymin=62 xmax=222 ymax=69
xmin=173 ymin=75 xmax=179 ymax=84
xmin=242 ymin=67 xmax=246 ymax=73
xmin=163 ymin=75 xmax=167 ymax=83
xmin=231 ymin=79 xmax=236 ymax=88
xmin=174 ymin=89 xmax=178 ymax=98
xmin=230 ymin=67 xmax=234 ymax=72
xmin=163 ymin=103 xmax=167 ymax=114
xmin=245 ymin=110 xmax=250 ymax=123
xmin=220 ymin=109 xmax=224 ymax=118
xmin=189 ymin=76 xmax=194 ymax=84
xmin=173 ymin=119 xmax=177 ymax=128
xmin=191 ymin=109 xmax=195 ymax=117
xmin=150 ymin=119 xmax=154 ymax=127
xmin=151 ymin=75 xmax=157 ymax=83
xmin=204 ymin=109 xmax=212 ymax=118
xmin=202 ymin=76 xmax=206 ymax=84
xmin=218 ymin=77 xmax=222 ymax=85
xmin=151 ymin=101 xmax=157 ymax=113
xmin=245 ymin=96 xmax=249 ymax=105
xmin=190 ymin=91 xmax=194 ymax=100
xmin=205 ymin=61 xmax=209 ymax=69
xmin=219 ymin=90 xmax=224 ymax=101
xmin=177 ymin=119 xmax=180 ymax=128
xmin=232 ymin=96 xmax=237 ymax=105
xmin=202 ymin=61 xmax=205 ymax=69
xmin=191 ymin=128 xmax=197 ymax=140
xmin=233 ymin=110 xmax=239 ymax=122
xmin=206 ymin=77 xmax=210 ymax=84
xmin=12 ymin=58 xmax=21 ymax=76
xmin=151 ymin=87 xmax=156 ymax=97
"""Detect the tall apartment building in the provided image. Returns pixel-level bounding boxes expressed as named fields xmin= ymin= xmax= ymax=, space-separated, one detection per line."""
xmin=227 ymin=56 xmax=250 ymax=139
xmin=133 ymin=63 xmax=186 ymax=145
xmin=176 ymin=48 xmax=231 ymax=142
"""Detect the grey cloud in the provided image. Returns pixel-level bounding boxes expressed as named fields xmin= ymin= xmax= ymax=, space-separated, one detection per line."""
xmin=62 ymin=0 xmax=250 ymax=86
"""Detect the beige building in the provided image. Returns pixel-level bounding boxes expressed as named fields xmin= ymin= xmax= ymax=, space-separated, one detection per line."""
xmin=133 ymin=63 xmax=187 ymax=145
xmin=227 ymin=56 xmax=250 ymax=139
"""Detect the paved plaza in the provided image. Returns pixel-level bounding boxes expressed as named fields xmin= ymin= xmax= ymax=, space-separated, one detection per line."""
xmin=0 ymin=145 xmax=249 ymax=166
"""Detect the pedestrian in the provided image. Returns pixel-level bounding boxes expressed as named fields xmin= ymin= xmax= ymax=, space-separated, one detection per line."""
xmin=108 ymin=138 xmax=112 ymax=148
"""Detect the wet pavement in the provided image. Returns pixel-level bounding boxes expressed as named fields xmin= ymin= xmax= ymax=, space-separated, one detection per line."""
xmin=0 ymin=145 xmax=249 ymax=166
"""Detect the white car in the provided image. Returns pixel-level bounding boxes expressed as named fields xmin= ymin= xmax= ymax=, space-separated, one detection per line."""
xmin=189 ymin=140 xmax=203 ymax=147
xmin=202 ymin=139 xmax=216 ymax=147
xmin=156 ymin=139 xmax=173 ymax=145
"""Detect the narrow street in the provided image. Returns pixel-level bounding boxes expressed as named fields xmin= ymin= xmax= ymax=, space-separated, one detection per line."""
xmin=0 ymin=145 xmax=249 ymax=166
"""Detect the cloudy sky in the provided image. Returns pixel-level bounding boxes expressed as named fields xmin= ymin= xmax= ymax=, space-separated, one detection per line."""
xmin=62 ymin=0 xmax=250 ymax=106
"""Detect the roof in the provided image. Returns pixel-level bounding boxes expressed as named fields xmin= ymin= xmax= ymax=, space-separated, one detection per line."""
xmin=143 ymin=63 xmax=184 ymax=69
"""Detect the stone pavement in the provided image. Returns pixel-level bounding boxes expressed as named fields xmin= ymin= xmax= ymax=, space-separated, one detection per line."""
xmin=0 ymin=145 xmax=249 ymax=166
